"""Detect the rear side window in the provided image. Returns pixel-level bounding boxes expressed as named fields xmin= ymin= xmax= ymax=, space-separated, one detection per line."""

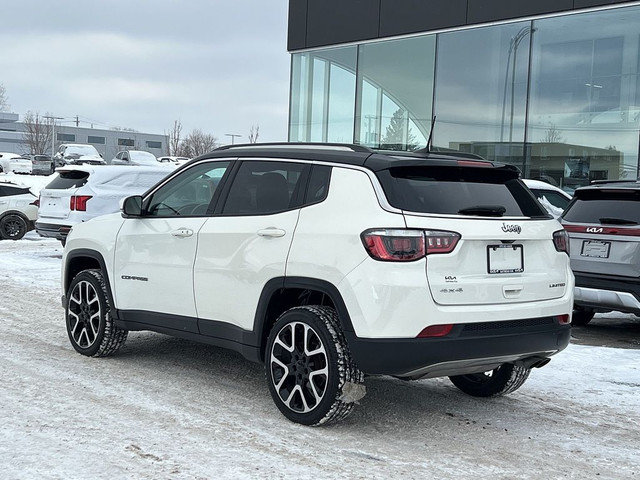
xmin=0 ymin=185 xmax=31 ymax=197
xmin=376 ymin=166 xmax=546 ymax=217
xmin=562 ymin=189 xmax=640 ymax=224
xmin=44 ymin=171 xmax=90 ymax=189
xmin=304 ymin=165 xmax=331 ymax=206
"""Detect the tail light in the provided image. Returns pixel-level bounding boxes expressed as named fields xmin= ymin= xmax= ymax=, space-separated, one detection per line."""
xmin=70 ymin=195 xmax=92 ymax=212
xmin=32 ymin=196 xmax=40 ymax=207
xmin=557 ymin=314 xmax=570 ymax=325
xmin=553 ymin=229 xmax=569 ymax=255
xmin=361 ymin=229 xmax=460 ymax=261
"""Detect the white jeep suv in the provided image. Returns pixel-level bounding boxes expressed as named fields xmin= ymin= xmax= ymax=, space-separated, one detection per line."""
xmin=61 ymin=144 xmax=574 ymax=426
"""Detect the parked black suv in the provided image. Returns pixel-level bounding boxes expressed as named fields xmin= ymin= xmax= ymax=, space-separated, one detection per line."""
xmin=560 ymin=180 xmax=640 ymax=325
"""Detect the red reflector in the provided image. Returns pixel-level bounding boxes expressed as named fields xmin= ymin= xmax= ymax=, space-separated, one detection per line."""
xmin=417 ymin=324 xmax=454 ymax=338
xmin=70 ymin=195 xmax=92 ymax=211
xmin=558 ymin=314 xmax=570 ymax=325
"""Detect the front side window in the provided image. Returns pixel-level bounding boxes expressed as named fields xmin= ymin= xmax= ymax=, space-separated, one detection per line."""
xmin=222 ymin=161 xmax=307 ymax=215
xmin=145 ymin=161 xmax=230 ymax=217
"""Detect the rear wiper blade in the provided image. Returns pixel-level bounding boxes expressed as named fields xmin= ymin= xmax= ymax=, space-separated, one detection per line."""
xmin=458 ymin=205 xmax=506 ymax=217
xmin=599 ymin=217 xmax=639 ymax=225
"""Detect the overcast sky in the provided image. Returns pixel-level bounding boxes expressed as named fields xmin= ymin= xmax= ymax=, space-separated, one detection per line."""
xmin=0 ymin=1 xmax=291 ymax=144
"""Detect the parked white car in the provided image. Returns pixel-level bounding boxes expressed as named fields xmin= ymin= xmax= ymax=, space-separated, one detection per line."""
xmin=0 ymin=181 xmax=38 ymax=240
xmin=61 ymin=143 xmax=573 ymax=426
xmin=0 ymin=152 xmax=33 ymax=175
xmin=523 ymin=179 xmax=572 ymax=218
xmin=53 ymin=144 xmax=106 ymax=167
xmin=36 ymin=165 xmax=171 ymax=245
xmin=112 ymin=150 xmax=161 ymax=166
xmin=157 ymin=156 xmax=190 ymax=165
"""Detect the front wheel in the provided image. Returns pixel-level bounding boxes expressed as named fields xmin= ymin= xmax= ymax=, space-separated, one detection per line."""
xmin=265 ymin=306 xmax=364 ymax=426
xmin=449 ymin=364 xmax=531 ymax=397
xmin=0 ymin=214 xmax=28 ymax=240
xmin=65 ymin=269 xmax=128 ymax=357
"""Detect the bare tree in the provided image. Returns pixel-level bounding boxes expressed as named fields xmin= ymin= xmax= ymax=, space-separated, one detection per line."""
xmin=0 ymin=83 xmax=10 ymax=112
xmin=22 ymin=111 xmax=54 ymax=155
xmin=167 ymin=120 xmax=182 ymax=155
xmin=179 ymin=129 xmax=218 ymax=157
xmin=541 ymin=124 xmax=564 ymax=143
xmin=248 ymin=124 xmax=260 ymax=143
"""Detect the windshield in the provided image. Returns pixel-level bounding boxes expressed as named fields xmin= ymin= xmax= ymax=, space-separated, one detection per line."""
xmin=66 ymin=146 xmax=99 ymax=157
xmin=129 ymin=151 xmax=158 ymax=164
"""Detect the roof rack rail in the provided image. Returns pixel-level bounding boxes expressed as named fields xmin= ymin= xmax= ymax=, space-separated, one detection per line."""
xmin=215 ymin=142 xmax=374 ymax=153
xmin=589 ymin=179 xmax=639 ymax=185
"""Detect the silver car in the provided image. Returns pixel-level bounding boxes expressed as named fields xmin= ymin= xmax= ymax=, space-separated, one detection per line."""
xmin=560 ymin=180 xmax=640 ymax=325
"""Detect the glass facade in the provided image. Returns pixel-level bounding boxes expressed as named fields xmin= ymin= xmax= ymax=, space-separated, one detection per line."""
xmin=289 ymin=4 xmax=640 ymax=185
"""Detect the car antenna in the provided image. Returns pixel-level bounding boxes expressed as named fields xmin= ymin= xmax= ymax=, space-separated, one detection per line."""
xmin=426 ymin=116 xmax=436 ymax=153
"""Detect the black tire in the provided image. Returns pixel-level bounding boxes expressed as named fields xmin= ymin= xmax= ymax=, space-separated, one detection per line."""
xmin=0 ymin=214 xmax=28 ymax=240
xmin=65 ymin=269 xmax=128 ymax=357
xmin=449 ymin=363 xmax=531 ymax=397
xmin=571 ymin=307 xmax=595 ymax=326
xmin=265 ymin=306 xmax=364 ymax=426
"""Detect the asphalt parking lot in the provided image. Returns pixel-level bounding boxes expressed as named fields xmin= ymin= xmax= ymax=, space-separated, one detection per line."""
xmin=571 ymin=313 xmax=640 ymax=349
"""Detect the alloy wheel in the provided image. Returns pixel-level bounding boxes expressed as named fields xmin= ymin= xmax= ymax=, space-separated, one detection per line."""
xmin=67 ymin=280 xmax=102 ymax=349
xmin=269 ymin=321 xmax=329 ymax=413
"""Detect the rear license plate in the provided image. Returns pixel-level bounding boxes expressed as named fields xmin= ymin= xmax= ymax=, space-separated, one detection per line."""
xmin=581 ymin=240 xmax=610 ymax=258
xmin=487 ymin=244 xmax=524 ymax=274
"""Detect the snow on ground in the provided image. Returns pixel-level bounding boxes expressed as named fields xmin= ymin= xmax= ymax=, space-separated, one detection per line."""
xmin=1 ymin=233 xmax=640 ymax=479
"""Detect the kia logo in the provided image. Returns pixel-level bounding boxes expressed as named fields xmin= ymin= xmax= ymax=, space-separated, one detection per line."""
xmin=586 ymin=227 xmax=603 ymax=233
xmin=501 ymin=223 xmax=522 ymax=234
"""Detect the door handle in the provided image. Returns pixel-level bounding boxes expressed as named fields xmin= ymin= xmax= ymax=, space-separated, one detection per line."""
xmin=257 ymin=228 xmax=286 ymax=238
xmin=171 ymin=228 xmax=194 ymax=238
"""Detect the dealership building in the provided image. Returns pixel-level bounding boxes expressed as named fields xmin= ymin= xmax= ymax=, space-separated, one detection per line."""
xmin=288 ymin=0 xmax=640 ymax=189
xmin=0 ymin=112 xmax=167 ymax=161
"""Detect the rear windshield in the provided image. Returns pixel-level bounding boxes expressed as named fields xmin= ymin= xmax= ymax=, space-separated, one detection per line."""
xmin=376 ymin=166 xmax=547 ymax=217
xmin=562 ymin=189 xmax=640 ymax=224
xmin=45 ymin=171 xmax=90 ymax=190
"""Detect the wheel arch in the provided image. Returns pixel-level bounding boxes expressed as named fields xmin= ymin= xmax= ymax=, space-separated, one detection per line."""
xmin=253 ymin=276 xmax=355 ymax=362
xmin=64 ymin=249 xmax=117 ymax=316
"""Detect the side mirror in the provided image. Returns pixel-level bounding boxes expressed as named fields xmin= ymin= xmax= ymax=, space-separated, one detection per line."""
xmin=121 ymin=195 xmax=143 ymax=217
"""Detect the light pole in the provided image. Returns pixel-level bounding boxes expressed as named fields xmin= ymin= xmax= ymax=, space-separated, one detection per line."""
xmin=500 ymin=26 xmax=534 ymax=143
xmin=43 ymin=115 xmax=64 ymax=158
xmin=225 ymin=133 xmax=241 ymax=145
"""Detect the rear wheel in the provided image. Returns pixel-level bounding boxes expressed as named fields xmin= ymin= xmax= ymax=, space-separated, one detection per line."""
xmin=571 ymin=307 xmax=595 ymax=326
xmin=265 ymin=306 xmax=364 ymax=426
xmin=449 ymin=364 xmax=531 ymax=397
xmin=0 ymin=214 xmax=28 ymax=240
xmin=65 ymin=269 xmax=128 ymax=357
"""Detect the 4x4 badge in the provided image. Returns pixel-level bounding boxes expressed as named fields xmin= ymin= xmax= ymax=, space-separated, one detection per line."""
xmin=501 ymin=223 xmax=522 ymax=234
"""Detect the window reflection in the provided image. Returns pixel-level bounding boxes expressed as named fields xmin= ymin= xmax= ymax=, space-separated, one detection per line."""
xmin=528 ymin=7 xmax=640 ymax=187
xmin=355 ymin=36 xmax=435 ymax=150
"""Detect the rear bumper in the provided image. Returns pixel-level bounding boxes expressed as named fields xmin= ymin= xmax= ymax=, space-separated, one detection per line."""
xmin=345 ymin=317 xmax=571 ymax=378
xmin=35 ymin=222 xmax=71 ymax=241
xmin=574 ymin=272 xmax=640 ymax=314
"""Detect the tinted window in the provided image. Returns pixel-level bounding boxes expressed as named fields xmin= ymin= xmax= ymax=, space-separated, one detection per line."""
xmin=222 ymin=161 xmax=307 ymax=215
xmin=146 ymin=161 xmax=230 ymax=217
xmin=377 ymin=166 xmax=546 ymax=217
xmin=562 ymin=190 xmax=640 ymax=224
xmin=45 ymin=171 xmax=90 ymax=189
xmin=0 ymin=185 xmax=31 ymax=197
xmin=304 ymin=165 xmax=331 ymax=205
